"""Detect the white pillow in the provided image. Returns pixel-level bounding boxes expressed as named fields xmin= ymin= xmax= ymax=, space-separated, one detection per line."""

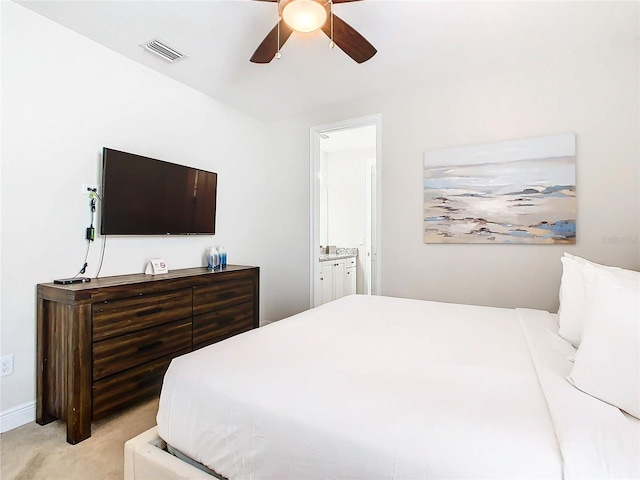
xmin=567 ymin=263 xmax=640 ymax=419
xmin=558 ymin=255 xmax=587 ymax=346
xmin=558 ymin=253 xmax=637 ymax=347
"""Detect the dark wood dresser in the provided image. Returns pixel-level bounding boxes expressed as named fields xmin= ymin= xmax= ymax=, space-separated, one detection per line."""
xmin=36 ymin=265 xmax=259 ymax=444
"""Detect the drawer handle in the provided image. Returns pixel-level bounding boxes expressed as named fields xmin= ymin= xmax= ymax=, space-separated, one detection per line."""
xmin=137 ymin=341 xmax=163 ymax=352
xmin=135 ymin=307 xmax=163 ymax=317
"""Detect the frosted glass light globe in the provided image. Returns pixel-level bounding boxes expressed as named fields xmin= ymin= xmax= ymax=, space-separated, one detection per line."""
xmin=282 ymin=0 xmax=327 ymax=33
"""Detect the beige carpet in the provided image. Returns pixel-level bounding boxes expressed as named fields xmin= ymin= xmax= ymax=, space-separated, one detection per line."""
xmin=0 ymin=397 xmax=159 ymax=480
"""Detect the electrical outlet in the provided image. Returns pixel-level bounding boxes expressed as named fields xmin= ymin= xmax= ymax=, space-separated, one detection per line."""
xmin=1 ymin=354 xmax=14 ymax=377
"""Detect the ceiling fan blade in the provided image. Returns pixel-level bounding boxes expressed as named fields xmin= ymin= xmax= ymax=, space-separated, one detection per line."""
xmin=250 ymin=19 xmax=294 ymax=63
xmin=321 ymin=12 xmax=376 ymax=64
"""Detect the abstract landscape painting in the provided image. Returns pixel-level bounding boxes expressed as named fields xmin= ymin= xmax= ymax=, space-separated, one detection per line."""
xmin=424 ymin=134 xmax=576 ymax=244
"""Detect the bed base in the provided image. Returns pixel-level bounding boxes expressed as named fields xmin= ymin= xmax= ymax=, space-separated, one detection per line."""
xmin=124 ymin=426 xmax=215 ymax=480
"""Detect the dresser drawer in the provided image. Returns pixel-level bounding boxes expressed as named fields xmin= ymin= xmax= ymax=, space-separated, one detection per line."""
xmin=193 ymin=301 xmax=254 ymax=349
xmin=92 ymin=351 xmax=188 ymax=420
xmin=193 ymin=278 xmax=254 ymax=315
xmin=93 ymin=318 xmax=192 ymax=381
xmin=93 ymin=289 xmax=192 ymax=342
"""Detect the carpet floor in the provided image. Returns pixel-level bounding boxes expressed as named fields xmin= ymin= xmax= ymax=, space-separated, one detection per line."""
xmin=1 ymin=397 xmax=159 ymax=480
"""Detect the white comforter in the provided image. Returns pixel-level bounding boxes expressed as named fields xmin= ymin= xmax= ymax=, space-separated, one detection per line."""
xmin=157 ymin=295 xmax=639 ymax=479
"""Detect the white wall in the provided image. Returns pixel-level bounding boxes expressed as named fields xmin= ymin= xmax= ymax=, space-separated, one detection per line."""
xmin=319 ymin=151 xmax=329 ymax=246
xmin=0 ymin=2 xmax=309 ymax=425
xmin=273 ymin=3 xmax=640 ymax=312
xmin=325 ymin=148 xmax=367 ymax=248
xmin=323 ymin=147 xmax=375 ymax=294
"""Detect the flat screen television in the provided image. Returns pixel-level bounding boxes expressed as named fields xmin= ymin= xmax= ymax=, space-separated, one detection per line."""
xmin=100 ymin=148 xmax=217 ymax=235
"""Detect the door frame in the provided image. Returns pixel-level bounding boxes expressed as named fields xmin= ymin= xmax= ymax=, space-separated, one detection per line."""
xmin=365 ymin=156 xmax=376 ymax=295
xmin=309 ymin=113 xmax=382 ymax=307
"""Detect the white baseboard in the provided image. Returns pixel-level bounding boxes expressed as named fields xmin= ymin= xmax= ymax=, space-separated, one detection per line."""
xmin=1 ymin=401 xmax=36 ymax=433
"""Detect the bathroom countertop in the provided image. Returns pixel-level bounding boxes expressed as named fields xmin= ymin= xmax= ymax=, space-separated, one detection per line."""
xmin=319 ymin=253 xmax=356 ymax=262
xmin=319 ymin=247 xmax=358 ymax=262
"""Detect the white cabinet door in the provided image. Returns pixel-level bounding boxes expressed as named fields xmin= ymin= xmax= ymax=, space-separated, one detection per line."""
xmin=333 ymin=259 xmax=346 ymax=300
xmin=320 ymin=261 xmax=334 ymax=305
xmin=345 ymin=267 xmax=356 ymax=296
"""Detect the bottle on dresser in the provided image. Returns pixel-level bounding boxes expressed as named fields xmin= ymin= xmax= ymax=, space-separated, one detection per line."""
xmin=206 ymin=247 xmax=220 ymax=270
xmin=217 ymin=246 xmax=227 ymax=268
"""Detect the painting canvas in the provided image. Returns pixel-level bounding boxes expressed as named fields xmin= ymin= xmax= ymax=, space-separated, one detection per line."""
xmin=424 ymin=134 xmax=576 ymax=244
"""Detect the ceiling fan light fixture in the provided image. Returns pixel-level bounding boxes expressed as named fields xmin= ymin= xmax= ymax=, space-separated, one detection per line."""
xmin=282 ymin=0 xmax=327 ymax=33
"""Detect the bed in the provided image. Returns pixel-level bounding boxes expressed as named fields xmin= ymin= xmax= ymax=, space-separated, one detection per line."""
xmin=125 ymin=255 xmax=639 ymax=479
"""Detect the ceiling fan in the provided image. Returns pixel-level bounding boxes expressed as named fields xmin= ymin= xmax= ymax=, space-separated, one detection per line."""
xmin=250 ymin=0 xmax=377 ymax=64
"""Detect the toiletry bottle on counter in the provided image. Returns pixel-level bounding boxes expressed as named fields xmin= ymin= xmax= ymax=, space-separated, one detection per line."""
xmin=206 ymin=247 xmax=219 ymax=270
xmin=213 ymin=247 xmax=220 ymax=270
xmin=217 ymin=246 xmax=227 ymax=268
xmin=206 ymin=248 xmax=213 ymax=269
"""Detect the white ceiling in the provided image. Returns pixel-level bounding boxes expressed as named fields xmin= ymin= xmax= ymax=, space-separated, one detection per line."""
xmin=17 ymin=1 xmax=638 ymax=122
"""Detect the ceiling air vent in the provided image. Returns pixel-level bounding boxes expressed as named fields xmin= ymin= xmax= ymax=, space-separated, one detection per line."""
xmin=141 ymin=38 xmax=187 ymax=63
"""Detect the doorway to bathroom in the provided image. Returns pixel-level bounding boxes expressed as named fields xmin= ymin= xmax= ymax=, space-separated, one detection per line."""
xmin=309 ymin=114 xmax=382 ymax=307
